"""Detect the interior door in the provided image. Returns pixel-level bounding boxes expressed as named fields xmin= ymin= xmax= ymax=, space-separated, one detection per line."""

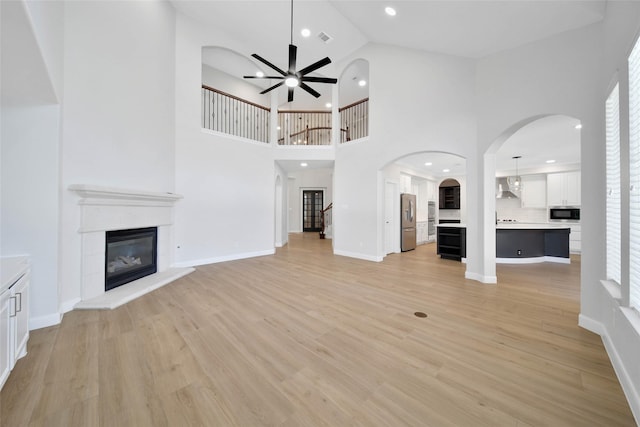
xmin=303 ymin=190 xmax=323 ymax=232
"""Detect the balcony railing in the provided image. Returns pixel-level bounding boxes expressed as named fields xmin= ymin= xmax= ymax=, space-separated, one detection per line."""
xmin=202 ymin=85 xmax=270 ymax=143
xmin=340 ymin=98 xmax=369 ymax=143
xmin=278 ymin=111 xmax=332 ymax=145
xmin=201 ymin=86 xmax=368 ymax=145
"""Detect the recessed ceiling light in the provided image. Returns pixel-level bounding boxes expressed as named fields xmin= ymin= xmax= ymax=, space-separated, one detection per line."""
xmin=575 ymin=123 xmax=583 ymax=129
xmin=325 ymin=102 xmax=332 ymax=108
xmin=256 ymin=71 xmax=264 ymax=78
xmin=277 ymin=126 xmax=281 ymax=130
xmin=300 ymin=162 xmax=308 ymax=167
xmin=443 ymin=168 xmax=450 ymax=173
xmin=424 ymin=162 xmax=432 ymax=166
xmin=358 ymin=79 xmax=367 ymax=87
xmin=546 ymin=159 xmax=556 ymax=164
xmin=385 ymin=6 xmax=396 ymax=16
xmin=301 ymin=28 xmax=311 ymax=38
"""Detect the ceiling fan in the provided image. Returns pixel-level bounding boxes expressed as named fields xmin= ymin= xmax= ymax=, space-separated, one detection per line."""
xmin=243 ymin=0 xmax=337 ymax=102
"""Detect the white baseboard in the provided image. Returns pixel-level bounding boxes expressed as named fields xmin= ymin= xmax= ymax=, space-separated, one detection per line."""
xmin=60 ymin=297 xmax=81 ymax=314
xmin=464 ymin=271 xmax=497 ymax=284
xmin=579 ymin=314 xmax=640 ymax=425
xmin=29 ymin=312 xmax=61 ymax=331
xmin=174 ymin=249 xmax=275 ymax=268
xmin=578 ymin=313 xmax=605 ymax=335
xmin=333 ymin=250 xmax=383 ymax=262
xmin=496 ymin=256 xmax=570 ymax=264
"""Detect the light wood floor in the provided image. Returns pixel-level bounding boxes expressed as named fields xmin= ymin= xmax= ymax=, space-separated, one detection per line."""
xmin=1 ymin=233 xmax=635 ymax=426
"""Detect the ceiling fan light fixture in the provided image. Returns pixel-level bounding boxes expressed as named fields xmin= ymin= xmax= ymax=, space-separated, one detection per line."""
xmin=243 ymin=0 xmax=337 ymax=102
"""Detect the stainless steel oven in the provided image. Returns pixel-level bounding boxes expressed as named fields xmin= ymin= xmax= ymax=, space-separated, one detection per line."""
xmin=549 ymin=207 xmax=580 ymax=222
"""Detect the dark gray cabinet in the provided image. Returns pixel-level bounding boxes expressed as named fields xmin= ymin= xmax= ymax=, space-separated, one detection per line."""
xmin=437 ymin=226 xmax=466 ymax=261
xmin=439 ymin=186 xmax=460 ymax=209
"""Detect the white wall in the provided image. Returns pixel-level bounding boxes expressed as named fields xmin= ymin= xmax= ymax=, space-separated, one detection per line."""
xmin=1 ymin=0 xmax=63 ymax=328
xmin=287 ymin=168 xmax=333 ymax=233
xmin=333 ymin=44 xmax=476 ymax=262
xmin=1 ymin=105 xmax=61 ymax=329
xmin=58 ymin=0 xmax=177 ymax=313
xmin=477 ymin=18 xmax=640 ymax=419
xmin=202 ymin=64 xmax=270 ymax=107
xmin=173 ymin=12 xmax=276 ymax=267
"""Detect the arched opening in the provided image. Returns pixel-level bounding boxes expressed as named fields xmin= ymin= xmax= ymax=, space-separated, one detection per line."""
xmin=484 ymin=114 xmax=581 ymax=280
xmin=381 ymin=151 xmax=466 ymax=256
xmin=339 ymin=59 xmax=369 ymax=142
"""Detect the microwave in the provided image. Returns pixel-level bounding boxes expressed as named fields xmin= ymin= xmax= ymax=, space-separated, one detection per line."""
xmin=549 ymin=207 xmax=580 ymax=221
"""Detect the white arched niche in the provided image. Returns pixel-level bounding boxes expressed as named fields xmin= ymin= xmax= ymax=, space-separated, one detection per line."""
xmin=338 ymin=59 xmax=369 ymax=142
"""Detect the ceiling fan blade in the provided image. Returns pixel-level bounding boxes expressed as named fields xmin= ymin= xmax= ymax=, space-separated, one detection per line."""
xmin=260 ymin=81 xmax=285 ymax=95
xmin=300 ymin=76 xmax=338 ymax=84
xmin=288 ymin=87 xmax=294 ymax=102
xmin=298 ymin=57 xmax=332 ymax=76
xmin=243 ymin=76 xmax=285 ymax=80
xmin=299 ymin=82 xmax=321 ymax=98
xmin=251 ymin=53 xmax=286 ymax=76
xmin=288 ymin=44 xmax=297 ymax=73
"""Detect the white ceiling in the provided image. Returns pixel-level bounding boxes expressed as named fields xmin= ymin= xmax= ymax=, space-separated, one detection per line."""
xmin=396 ymin=115 xmax=581 ymax=177
xmin=175 ymin=1 xmax=592 ymax=173
xmin=172 ymin=0 xmax=606 ymax=61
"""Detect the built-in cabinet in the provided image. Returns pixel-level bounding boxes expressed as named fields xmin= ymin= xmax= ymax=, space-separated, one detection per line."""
xmin=437 ymin=226 xmax=466 ymax=261
xmin=520 ymin=174 xmax=547 ymax=208
xmin=570 ymin=224 xmax=581 ymax=253
xmin=417 ymin=221 xmax=429 ymax=245
xmin=547 ymin=171 xmax=580 ymax=206
xmin=0 ymin=257 xmax=30 ymax=390
xmin=439 ymin=186 xmax=461 ymax=209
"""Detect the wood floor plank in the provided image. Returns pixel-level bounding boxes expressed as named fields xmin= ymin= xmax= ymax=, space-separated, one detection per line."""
xmin=0 ymin=233 xmax=635 ymax=426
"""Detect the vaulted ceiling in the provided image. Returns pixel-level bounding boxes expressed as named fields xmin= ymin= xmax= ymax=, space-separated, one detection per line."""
xmin=172 ymin=1 xmax=601 ymax=172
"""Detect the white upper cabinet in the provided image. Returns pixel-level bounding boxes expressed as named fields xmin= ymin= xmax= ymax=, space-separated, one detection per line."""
xmin=520 ymin=175 xmax=547 ymax=208
xmin=427 ymin=180 xmax=437 ymax=202
xmin=547 ymin=171 xmax=580 ymax=206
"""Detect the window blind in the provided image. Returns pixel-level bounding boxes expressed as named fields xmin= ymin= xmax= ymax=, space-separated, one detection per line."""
xmin=606 ymin=84 xmax=621 ymax=284
xmin=629 ymin=37 xmax=640 ymax=310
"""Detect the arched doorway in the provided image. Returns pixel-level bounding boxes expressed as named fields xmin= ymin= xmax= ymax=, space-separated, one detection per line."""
xmin=381 ymin=152 xmax=467 ymax=256
xmin=484 ymin=114 xmax=581 ymax=279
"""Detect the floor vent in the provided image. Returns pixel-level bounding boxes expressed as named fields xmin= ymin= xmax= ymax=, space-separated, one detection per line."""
xmin=317 ymin=31 xmax=333 ymax=44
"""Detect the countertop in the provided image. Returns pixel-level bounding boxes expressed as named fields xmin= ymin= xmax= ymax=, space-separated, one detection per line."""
xmin=496 ymin=222 xmax=571 ymax=230
xmin=1 ymin=256 xmax=30 ymax=293
xmin=436 ymin=223 xmax=571 ymax=230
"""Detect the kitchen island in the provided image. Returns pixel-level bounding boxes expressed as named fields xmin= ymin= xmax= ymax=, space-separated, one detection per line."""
xmin=496 ymin=223 xmax=571 ymax=264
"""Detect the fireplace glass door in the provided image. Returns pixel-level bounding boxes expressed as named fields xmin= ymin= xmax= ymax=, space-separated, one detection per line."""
xmin=105 ymin=227 xmax=157 ymax=291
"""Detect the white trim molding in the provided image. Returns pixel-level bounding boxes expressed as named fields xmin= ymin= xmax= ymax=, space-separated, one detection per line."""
xmin=69 ymin=184 xmax=184 ymax=306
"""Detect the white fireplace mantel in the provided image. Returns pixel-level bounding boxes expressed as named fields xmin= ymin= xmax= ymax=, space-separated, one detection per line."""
xmin=69 ymin=184 xmax=192 ymax=309
xmin=68 ymin=184 xmax=183 ymax=206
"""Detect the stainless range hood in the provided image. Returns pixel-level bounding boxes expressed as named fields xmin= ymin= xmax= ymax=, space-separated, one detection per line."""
xmin=496 ymin=177 xmax=520 ymax=199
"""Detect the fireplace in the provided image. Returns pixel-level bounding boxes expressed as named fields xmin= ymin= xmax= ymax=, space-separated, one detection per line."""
xmin=105 ymin=227 xmax=158 ymax=291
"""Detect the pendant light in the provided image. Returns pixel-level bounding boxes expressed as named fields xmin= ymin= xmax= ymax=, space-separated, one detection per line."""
xmin=511 ymin=155 xmax=522 ymax=189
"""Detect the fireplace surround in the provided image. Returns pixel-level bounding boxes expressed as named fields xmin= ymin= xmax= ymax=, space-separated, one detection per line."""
xmin=69 ymin=184 xmax=193 ymax=309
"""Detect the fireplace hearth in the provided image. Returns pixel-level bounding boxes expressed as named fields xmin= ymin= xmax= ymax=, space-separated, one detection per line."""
xmin=105 ymin=227 xmax=157 ymax=291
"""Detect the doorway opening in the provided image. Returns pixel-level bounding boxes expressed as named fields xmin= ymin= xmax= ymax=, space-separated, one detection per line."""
xmin=303 ymin=190 xmax=324 ymax=232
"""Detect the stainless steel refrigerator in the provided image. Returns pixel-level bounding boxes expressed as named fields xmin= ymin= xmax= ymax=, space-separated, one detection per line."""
xmin=401 ymin=193 xmax=416 ymax=251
